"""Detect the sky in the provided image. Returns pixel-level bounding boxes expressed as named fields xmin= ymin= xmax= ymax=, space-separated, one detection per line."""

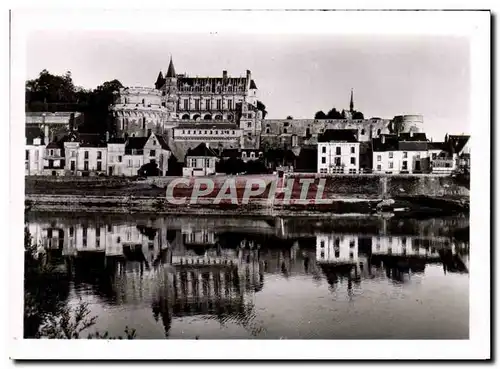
xmin=26 ymin=31 xmax=470 ymax=140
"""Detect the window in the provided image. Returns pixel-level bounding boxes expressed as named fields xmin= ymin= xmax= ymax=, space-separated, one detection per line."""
xmin=216 ymin=99 xmax=222 ymax=110
xmin=49 ymin=149 xmax=54 ymax=156
xmin=228 ymin=100 xmax=233 ymax=110
xmin=84 ymin=151 xmax=89 ymax=159
xmin=206 ymin=99 xmax=211 ymax=110
xmin=321 ymin=157 xmax=326 ymax=164
xmin=25 ymin=150 xmax=29 ymax=160
xmin=377 ymin=155 xmax=381 ymax=162
xmin=283 ymin=128 xmax=287 ymax=134
xmin=377 ymin=164 xmax=381 ymax=171
xmin=432 ymin=153 xmax=437 ymax=160
xmin=416 ymin=153 xmax=421 ymax=159
xmin=361 ymin=129 xmax=365 ymax=135
xmin=82 ymin=227 xmax=87 ymax=238
xmin=247 ymin=122 xmax=252 ymax=128
xmin=150 ymin=150 xmax=156 ymax=157
xmin=128 ymin=160 xmax=132 ymax=168
xmin=389 ymin=152 xmax=393 ymax=159
xmin=320 ymin=240 xmax=325 ymax=248
xmin=96 ymin=228 xmax=100 ymax=237
xmin=153 ymin=139 xmax=156 ymax=146
xmin=389 ymin=162 xmax=393 ymax=169
xmin=349 ymin=240 xmax=355 ymax=248
xmin=334 ymin=157 xmax=341 ymax=166
xmin=118 ymin=156 xmax=122 ymax=163
xmin=194 ymin=99 xmax=200 ymax=110
xmin=250 ymin=152 xmax=255 ymax=159
xmin=191 ymin=158 xmax=197 ymax=167
xmin=242 ymin=152 xmax=247 ymax=159
xmin=205 ymin=159 xmax=210 ymax=167
xmin=351 ymin=147 xmax=355 ymax=154
xmin=97 ymin=162 xmax=102 ymax=171
xmin=321 ymin=146 xmax=326 ymax=154
xmin=403 ymin=152 xmax=408 ymax=158
xmin=183 ymin=100 xmax=189 ymax=110
xmin=97 ymin=151 xmax=102 ymax=160
xmin=117 ymin=236 xmax=121 ymax=243
xmin=336 ymin=147 xmax=341 ymax=155
xmin=402 ymin=161 xmax=408 ymax=170
xmin=84 ymin=162 xmax=89 ymax=171
xmin=350 ymin=157 xmax=356 ymax=165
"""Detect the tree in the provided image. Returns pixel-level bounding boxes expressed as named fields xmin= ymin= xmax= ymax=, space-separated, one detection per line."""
xmin=326 ymin=108 xmax=343 ymax=119
xmin=352 ymin=111 xmax=364 ymax=119
xmin=138 ymin=162 xmax=159 ymax=177
xmin=314 ymin=111 xmax=327 ymax=119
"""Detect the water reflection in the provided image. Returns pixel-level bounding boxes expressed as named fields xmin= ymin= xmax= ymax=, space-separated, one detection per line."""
xmin=25 ymin=213 xmax=469 ymax=339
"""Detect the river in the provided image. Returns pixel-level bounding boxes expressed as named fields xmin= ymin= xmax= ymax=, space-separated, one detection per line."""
xmin=25 ymin=211 xmax=469 ymax=339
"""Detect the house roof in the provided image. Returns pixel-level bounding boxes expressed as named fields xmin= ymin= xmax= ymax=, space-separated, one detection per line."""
xmin=318 ymin=129 xmax=358 ymax=143
xmin=186 ymin=143 xmax=219 ymax=157
xmin=399 ymin=132 xmax=428 ymax=142
xmin=108 ymin=137 xmax=126 ymax=144
xmin=398 ymin=141 xmax=428 ymax=151
xmin=372 ymin=135 xmax=399 ymax=152
xmin=250 ymin=79 xmax=257 ymax=89
xmin=427 ymin=142 xmax=447 ymax=151
xmin=26 ymin=127 xmax=44 ymax=145
xmin=221 ymin=148 xmax=261 ymax=158
xmin=60 ymin=132 xmax=107 ymax=147
xmin=46 ymin=141 xmax=63 ymax=149
xmin=125 ymin=137 xmax=148 ymax=150
xmin=447 ymin=135 xmax=470 ymax=154
xmin=155 ymin=135 xmax=170 ymax=151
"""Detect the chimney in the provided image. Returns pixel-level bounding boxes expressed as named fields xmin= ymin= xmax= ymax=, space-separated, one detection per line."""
xmin=381 ymin=135 xmax=385 ymax=144
xmin=223 ymin=70 xmax=228 ymax=80
xmin=106 ymin=131 xmax=110 ymax=143
xmin=44 ymin=125 xmax=49 ymax=145
xmin=246 ymin=69 xmax=251 ymax=81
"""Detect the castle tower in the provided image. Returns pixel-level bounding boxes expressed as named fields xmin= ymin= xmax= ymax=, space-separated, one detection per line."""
xmin=155 ymin=71 xmax=165 ymax=90
xmin=162 ymin=56 xmax=179 ymax=121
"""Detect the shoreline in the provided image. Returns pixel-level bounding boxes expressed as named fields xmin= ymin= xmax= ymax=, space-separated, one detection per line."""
xmin=25 ymin=193 xmax=469 ymax=218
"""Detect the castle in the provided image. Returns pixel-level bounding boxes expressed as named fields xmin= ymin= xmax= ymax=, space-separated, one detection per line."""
xmin=109 ymin=57 xmax=423 ymax=155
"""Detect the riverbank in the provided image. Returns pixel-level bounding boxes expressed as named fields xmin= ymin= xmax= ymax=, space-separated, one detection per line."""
xmin=25 ymin=175 xmax=469 ymax=217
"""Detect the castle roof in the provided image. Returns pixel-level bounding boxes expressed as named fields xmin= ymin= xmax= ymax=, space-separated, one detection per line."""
xmin=447 ymin=135 xmax=470 ymax=154
xmin=155 ymin=71 xmax=165 ymax=89
xmin=372 ymin=135 xmax=399 ymax=152
xmin=250 ymin=79 xmax=257 ymax=89
xmin=166 ymin=57 xmax=176 ymax=78
xmin=155 ymin=135 xmax=171 ymax=151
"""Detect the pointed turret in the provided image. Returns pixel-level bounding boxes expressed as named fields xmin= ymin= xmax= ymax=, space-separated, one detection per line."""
xmin=166 ymin=56 xmax=176 ymax=78
xmin=155 ymin=71 xmax=165 ymax=90
xmin=349 ymin=88 xmax=354 ymax=112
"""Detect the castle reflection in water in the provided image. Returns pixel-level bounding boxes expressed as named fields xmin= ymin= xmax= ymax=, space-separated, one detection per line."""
xmin=26 ymin=213 xmax=469 ymax=338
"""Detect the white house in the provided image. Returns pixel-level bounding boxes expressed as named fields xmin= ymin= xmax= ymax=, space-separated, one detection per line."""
xmin=107 ymin=138 xmax=126 ymax=176
xmin=316 ymin=233 xmax=359 ymax=264
xmin=183 ymin=143 xmax=219 ymax=176
xmin=317 ymin=129 xmax=360 ymax=174
xmin=63 ymin=133 xmax=108 ymax=176
xmin=372 ymin=133 xmax=430 ymax=174
xmin=25 ymin=128 xmax=46 ymax=176
xmin=43 ymin=140 xmax=66 ymax=176
xmin=123 ymin=133 xmax=171 ymax=176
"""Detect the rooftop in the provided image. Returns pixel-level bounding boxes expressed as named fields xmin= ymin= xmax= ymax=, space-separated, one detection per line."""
xmin=318 ymin=129 xmax=358 ymax=143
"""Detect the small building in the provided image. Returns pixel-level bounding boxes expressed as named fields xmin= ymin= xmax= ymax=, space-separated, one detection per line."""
xmin=43 ymin=140 xmax=66 ymax=176
xmin=183 ymin=143 xmax=219 ymax=176
xmin=63 ymin=133 xmax=107 ymax=176
xmin=25 ymin=127 xmax=46 ymax=176
xmin=107 ymin=138 xmax=126 ymax=176
xmin=317 ymin=129 xmax=360 ymax=174
xmin=372 ymin=132 xmax=430 ymax=174
xmin=123 ymin=133 xmax=171 ymax=176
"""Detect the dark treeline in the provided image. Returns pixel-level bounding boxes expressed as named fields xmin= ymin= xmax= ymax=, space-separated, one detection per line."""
xmin=26 ymin=70 xmax=123 ymax=134
xmin=314 ymin=107 xmax=364 ymax=120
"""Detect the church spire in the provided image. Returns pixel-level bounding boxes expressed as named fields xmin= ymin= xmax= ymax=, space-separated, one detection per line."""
xmin=155 ymin=71 xmax=165 ymax=90
xmin=349 ymin=88 xmax=354 ymax=112
xmin=166 ymin=56 xmax=176 ymax=78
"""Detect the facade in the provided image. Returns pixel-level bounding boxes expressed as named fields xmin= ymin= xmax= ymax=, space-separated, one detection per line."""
xmin=111 ymin=58 xmax=262 ymax=149
xmin=43 ymin=140 xmax=66 ymax=176
xmin=25 ymin=128 xmax=46 ymax=176
xmin=63 ymin=133 xmax=108 ymax=176
xmin=26 ymin=112 xmax=83 ymax=143
xmin=317 ymin=129 xmax=361 ymax=174
xmin=172 ymin=123 xmax=241 ymax=143
xmin=183 ymin=143 xmax=219 ymax=176
xmin=316 ymin=233 xmax=359 ymax=265
xmin=123 ymin=133 xmax=171 ymax=176
xmin=107 ymin=138 xmax=126 ymax=176
xmin=372 ymin=133 xmax=431 ymax=174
